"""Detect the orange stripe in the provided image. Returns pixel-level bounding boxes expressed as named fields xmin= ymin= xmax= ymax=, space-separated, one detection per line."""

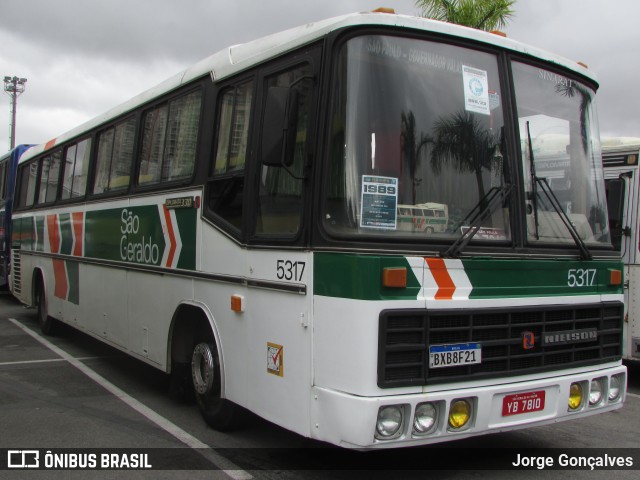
xmin=52 ymin=259 xmax=68 ymax=300
xmin=45 ymin=138 xmax=57 ymax=150
xmin=163 ymin=205 xmax=177 ymax=267
xmin=425 ymin=258 xmax=456 ymax=300
xmin=47 ymin=215 xmax=60 ymax=253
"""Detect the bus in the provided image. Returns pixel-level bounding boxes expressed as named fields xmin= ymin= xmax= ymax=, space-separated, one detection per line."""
xmin=9 ymin=9 xmax=625 ymax=448
xmin=397 ymin=203 xmax=448 ymax=234
xmin=0 ymin=144 xmax=32 ymax=288
xmin=603 ymin=137 xmax=640 ymax=362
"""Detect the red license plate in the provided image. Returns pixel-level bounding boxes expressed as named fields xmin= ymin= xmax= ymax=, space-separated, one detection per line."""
xmin=502 ymin=390 xmax=546 ymax=416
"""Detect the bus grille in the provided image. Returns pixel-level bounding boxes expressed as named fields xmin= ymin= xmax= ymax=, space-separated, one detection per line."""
xmin=377 ymin=303 xmax=624 ymax=388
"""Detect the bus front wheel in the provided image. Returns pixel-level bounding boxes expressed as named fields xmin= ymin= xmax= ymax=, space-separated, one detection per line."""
xmin=191 ymin=341 xmax=242 ymax=431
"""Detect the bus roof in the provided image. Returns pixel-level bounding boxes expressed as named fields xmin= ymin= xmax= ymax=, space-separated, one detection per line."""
xmin=20 ymin=10 xmax=597 ymax=164
xmin=602 ymin=137 xmax=640 ymax=152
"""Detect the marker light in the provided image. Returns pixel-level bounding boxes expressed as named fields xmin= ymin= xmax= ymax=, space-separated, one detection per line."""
xmin=589 ymin=378 xmax=604 ymax=406
xmin=413 ymin=402 xmax=438 ymax=435
xmin=448 ymin=399 xmax=472 ymax=429
xmin=231 ymin=294 xmax=244 ymax=313
xmin=568 ymin=382 xmax=583 ymax=410
xmin=372 ymin=7 xmax=395 ymax=14
xmin=376 ymin=405 xmax=404 ymax=439
xmin=382 ymin=267 xmax=407 ymax=288
xmin=609 ymin=269 xmax=622 ymax=286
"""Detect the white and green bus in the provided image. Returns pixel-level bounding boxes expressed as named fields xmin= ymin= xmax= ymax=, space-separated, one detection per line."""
xmin=397 ymin=203 xmax=448 ymax=234
xmin=10 ymin=9 xmax=626 ymax=448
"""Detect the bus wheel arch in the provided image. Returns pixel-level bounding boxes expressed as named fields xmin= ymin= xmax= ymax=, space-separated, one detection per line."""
xmin=168 ymin=303 xmax=244 ymax=431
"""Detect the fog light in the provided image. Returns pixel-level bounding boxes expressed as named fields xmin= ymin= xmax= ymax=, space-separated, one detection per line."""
xmin=448 ymin=399 xmax=472 ymax=429
xmin=609 ymin=374 xmax=623 ymax=402
xmin=376 ymin=405 xmax=404 ymax=439
xmin=589 ymin=378 xmax=604 ymax=406
xmin=413 ymin=402 xmax=438 ymax=435
xmin=568 ymin=382 xmax=583 ymax=410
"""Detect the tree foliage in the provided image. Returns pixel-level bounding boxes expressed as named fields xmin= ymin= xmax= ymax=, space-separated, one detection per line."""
xmin=415 ymin=0 xmax=516 ymax=31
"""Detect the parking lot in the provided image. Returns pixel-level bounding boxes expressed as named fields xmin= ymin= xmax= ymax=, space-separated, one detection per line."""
xmin=1 ymin=291 xmax=639 ymax=479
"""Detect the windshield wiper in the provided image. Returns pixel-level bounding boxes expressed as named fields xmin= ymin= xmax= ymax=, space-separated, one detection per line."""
xmin=443 ymin=184 xmax=513 ymax=258
xmin=525 ymin=122 xmax=592 ymax=260
xmin=534 ymin=177 xmax=592 ymax=260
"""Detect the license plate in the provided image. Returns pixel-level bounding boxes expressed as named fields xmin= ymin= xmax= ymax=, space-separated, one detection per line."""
xmin=428 ymin=343 xmax=482 ymax=369
xmin=502 ymin=390 xmax=546 ymax=416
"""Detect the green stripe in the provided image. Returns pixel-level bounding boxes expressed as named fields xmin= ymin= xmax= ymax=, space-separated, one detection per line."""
xmin=313 ymin=253 xmax=623 ymax=300
xmin=314 ymin=253 xmax=421 ymax=300
xmin=59 ymin=213 xmax=73 ymax=255
xmin=464 ymin=258 xmax=623 ymax=298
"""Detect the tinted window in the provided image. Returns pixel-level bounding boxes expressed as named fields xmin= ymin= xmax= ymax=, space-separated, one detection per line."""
xmin=139 ymin=90 xmax=202 ymax=186
xmin=94 ymin=117 xmax=136 ymax=194
xmin=62 ymin=138 xmax=91 ymax=199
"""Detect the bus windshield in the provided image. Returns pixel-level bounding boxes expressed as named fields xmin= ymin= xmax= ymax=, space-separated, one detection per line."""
xmin=322 ymin=35 xmax=610 ymax=249
xmin=513 ymin=61 xmax=609 ymax=246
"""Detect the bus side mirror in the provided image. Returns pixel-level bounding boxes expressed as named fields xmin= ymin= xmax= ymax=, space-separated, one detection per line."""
xmin=261 ymin=85 xmax=298 ymax=168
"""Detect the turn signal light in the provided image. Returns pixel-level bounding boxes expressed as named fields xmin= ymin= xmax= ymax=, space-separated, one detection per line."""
xmin=382 ymin=267 xmax=407 ymax=288
xmin=231 ymin=294 xmax=244 ymax=313
xmin=609 ymin=269 xmax=622 ymax=286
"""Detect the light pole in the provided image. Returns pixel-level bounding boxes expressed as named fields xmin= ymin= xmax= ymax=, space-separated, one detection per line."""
xmin=3 ymin=76 xmax=27 ymax=150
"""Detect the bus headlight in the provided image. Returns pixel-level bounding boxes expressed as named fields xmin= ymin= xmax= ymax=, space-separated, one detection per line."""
xmin=375 ymin=405 xmax=404 ymax=439
xmin=609 ymin=374 xmax=623 ymax=402
xmin=589 ymin=378 xmax=605 ymax=406
xmin=413 ymin=402 xmax=438 ymax=436
xmin=448 ymin=399 xmax=472 ymax=430
xmin=568 ymin=382 xmax=583 ymax=410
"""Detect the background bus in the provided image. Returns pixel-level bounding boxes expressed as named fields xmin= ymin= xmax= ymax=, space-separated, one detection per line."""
xmin=0 ymin=145 xmax=32 ymax=289
xmin=603 ymin=137 xmax=640 ymax=362
xmin=9 ymin=10 xmax=625 ymax=449
xmin=397 ymin=202 xmax=448 ymax=234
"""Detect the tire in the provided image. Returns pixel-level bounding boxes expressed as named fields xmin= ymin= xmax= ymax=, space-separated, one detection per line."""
xmin=35 ymin=278 xmax=56 ymax=336
xmin=191 ymin=340 xmax=243 ymax=431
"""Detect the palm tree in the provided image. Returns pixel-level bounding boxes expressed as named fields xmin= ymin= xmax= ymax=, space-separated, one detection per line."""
xmin=415 ymin=0 xmax=516 ymax=31
xmin=430 ymin=110 xmax=500 ymax=206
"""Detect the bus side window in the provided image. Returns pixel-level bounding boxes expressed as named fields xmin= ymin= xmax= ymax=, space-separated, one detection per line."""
xmin=139 ymin=90 xmax=202 ymax=186
xmin=18 ymin=161 xmax=38 ymax=208
xmin=255 ymin=64 xmax=313 ymax=236
xmin=37 ymin=150 xmax=61 ymax=204
xmin=61 ymin=138 xmax=91 ymax=199
xmin=208 ymin=80 xmax=254 ymax=233
xmin=94 ymin=116 xmax=136 ymax=194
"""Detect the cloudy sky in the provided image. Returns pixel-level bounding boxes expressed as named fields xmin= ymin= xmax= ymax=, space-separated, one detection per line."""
xmin=1 ymin=0 xmax=638 ymax=153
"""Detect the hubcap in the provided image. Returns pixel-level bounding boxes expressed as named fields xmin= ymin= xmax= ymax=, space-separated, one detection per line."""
xmin=191 ymin=343 xmax=215 ymax=395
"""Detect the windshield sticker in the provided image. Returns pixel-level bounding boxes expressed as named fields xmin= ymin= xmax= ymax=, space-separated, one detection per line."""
xmin=463 ymin=65 xmax=490 ymax=116
xmin=360 ymin=176 xmax=398 ymax=230
xmin=460 ymin=226 xmax=507 ymax=240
